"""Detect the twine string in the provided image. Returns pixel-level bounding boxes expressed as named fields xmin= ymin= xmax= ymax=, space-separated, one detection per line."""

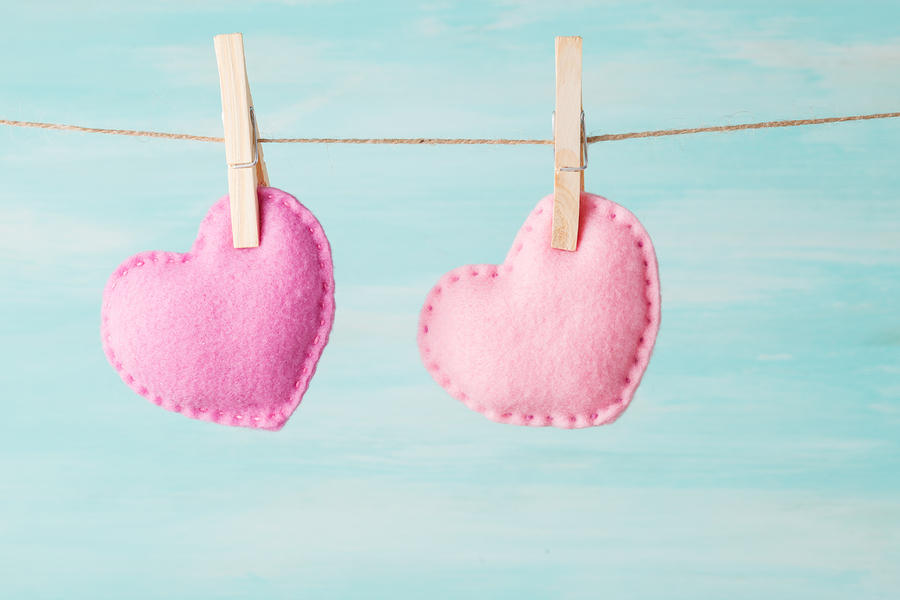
xmin=1 ymin=111 xmax=899 ymax=146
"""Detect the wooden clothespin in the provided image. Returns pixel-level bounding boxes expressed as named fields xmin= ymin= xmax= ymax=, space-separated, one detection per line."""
xmin=551 ymin=36 xmax=585 ymax=252
xmin=214 ymin=33 xmax=270 ymax=249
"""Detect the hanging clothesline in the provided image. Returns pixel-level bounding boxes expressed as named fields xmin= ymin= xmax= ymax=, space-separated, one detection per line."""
xmin=1 ymin=111 xmax=899 ymax=146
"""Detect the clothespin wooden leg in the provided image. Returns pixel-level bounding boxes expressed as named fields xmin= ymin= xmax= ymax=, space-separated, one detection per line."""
xmin=552 ymin=36 xmax=584 ymax=252
xmin=215 ymin=33 xmax=267 ymax=249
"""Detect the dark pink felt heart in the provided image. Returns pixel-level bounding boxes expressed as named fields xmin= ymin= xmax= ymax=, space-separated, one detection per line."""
xmin=101 ymin=187 xmax=335 ymax=431
xmin=418 ymin=192 xmax=660 ymax=428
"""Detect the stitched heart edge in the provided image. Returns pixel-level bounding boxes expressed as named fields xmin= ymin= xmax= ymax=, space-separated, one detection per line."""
xmin=100 ymin=187 xmax=335 ymax=431
xmin=418 ymin=193 xmax=660 ymax=429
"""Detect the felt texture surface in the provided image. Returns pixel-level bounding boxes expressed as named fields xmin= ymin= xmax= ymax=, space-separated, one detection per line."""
xmin=101 ymin=187 xmax=335 ymax=431
xmin=418 ymin=192 xmax=660 ymax=429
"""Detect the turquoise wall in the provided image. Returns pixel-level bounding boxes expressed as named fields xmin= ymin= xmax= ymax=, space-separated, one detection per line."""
xmin=1 ymin=1 xmax=898 ymax=598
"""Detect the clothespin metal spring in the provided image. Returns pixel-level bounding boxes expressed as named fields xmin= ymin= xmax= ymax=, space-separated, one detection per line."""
xmin=553 ymin=110 xmax=588 ymax=173
xmin=229 ymin=106 xmax=259 ymax=170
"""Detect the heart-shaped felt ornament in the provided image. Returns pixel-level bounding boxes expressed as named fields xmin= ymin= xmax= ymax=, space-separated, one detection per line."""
xmin=101 ymin=187 xmax=335 ymax=431
xmin=418 ymin=191 xmax=660 ymax=429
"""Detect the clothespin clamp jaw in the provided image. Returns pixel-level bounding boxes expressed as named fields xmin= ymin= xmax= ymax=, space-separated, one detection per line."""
xmin=551 ymin=35 xmax=585 ymax=252
xmin=214 ymin=32 xmax=269 ymax=249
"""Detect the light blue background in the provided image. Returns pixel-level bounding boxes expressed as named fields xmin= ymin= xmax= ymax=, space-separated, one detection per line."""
xmin=1 ymin=1 xmax=898 ymax=598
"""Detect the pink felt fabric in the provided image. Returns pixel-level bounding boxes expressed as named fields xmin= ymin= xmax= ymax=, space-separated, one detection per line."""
xmin=418 ymin=192 xmax=660 ymax=429
xmin=101 ymin=187 xmax=335 ymax=431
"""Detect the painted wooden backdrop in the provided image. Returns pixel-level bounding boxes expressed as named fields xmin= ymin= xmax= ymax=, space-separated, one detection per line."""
xmin=1 ymin=2 xmax=898 ymax=598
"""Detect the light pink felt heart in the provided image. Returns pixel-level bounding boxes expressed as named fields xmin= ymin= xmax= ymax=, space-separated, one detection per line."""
xmin=418 ymin=192 xmax=660 ymax=429
xmin=101 ymin=186 xmax=335 ymax=431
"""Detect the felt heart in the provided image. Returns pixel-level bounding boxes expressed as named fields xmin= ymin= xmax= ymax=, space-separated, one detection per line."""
xmin=418 ymin=192 xmax=660 ymax=429
xmin=101 ymin=187 xmax=335 ymax=431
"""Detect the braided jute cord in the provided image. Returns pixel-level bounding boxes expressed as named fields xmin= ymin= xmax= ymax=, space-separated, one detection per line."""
xmin=2 ymin=111 xmax=899 ymax=145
